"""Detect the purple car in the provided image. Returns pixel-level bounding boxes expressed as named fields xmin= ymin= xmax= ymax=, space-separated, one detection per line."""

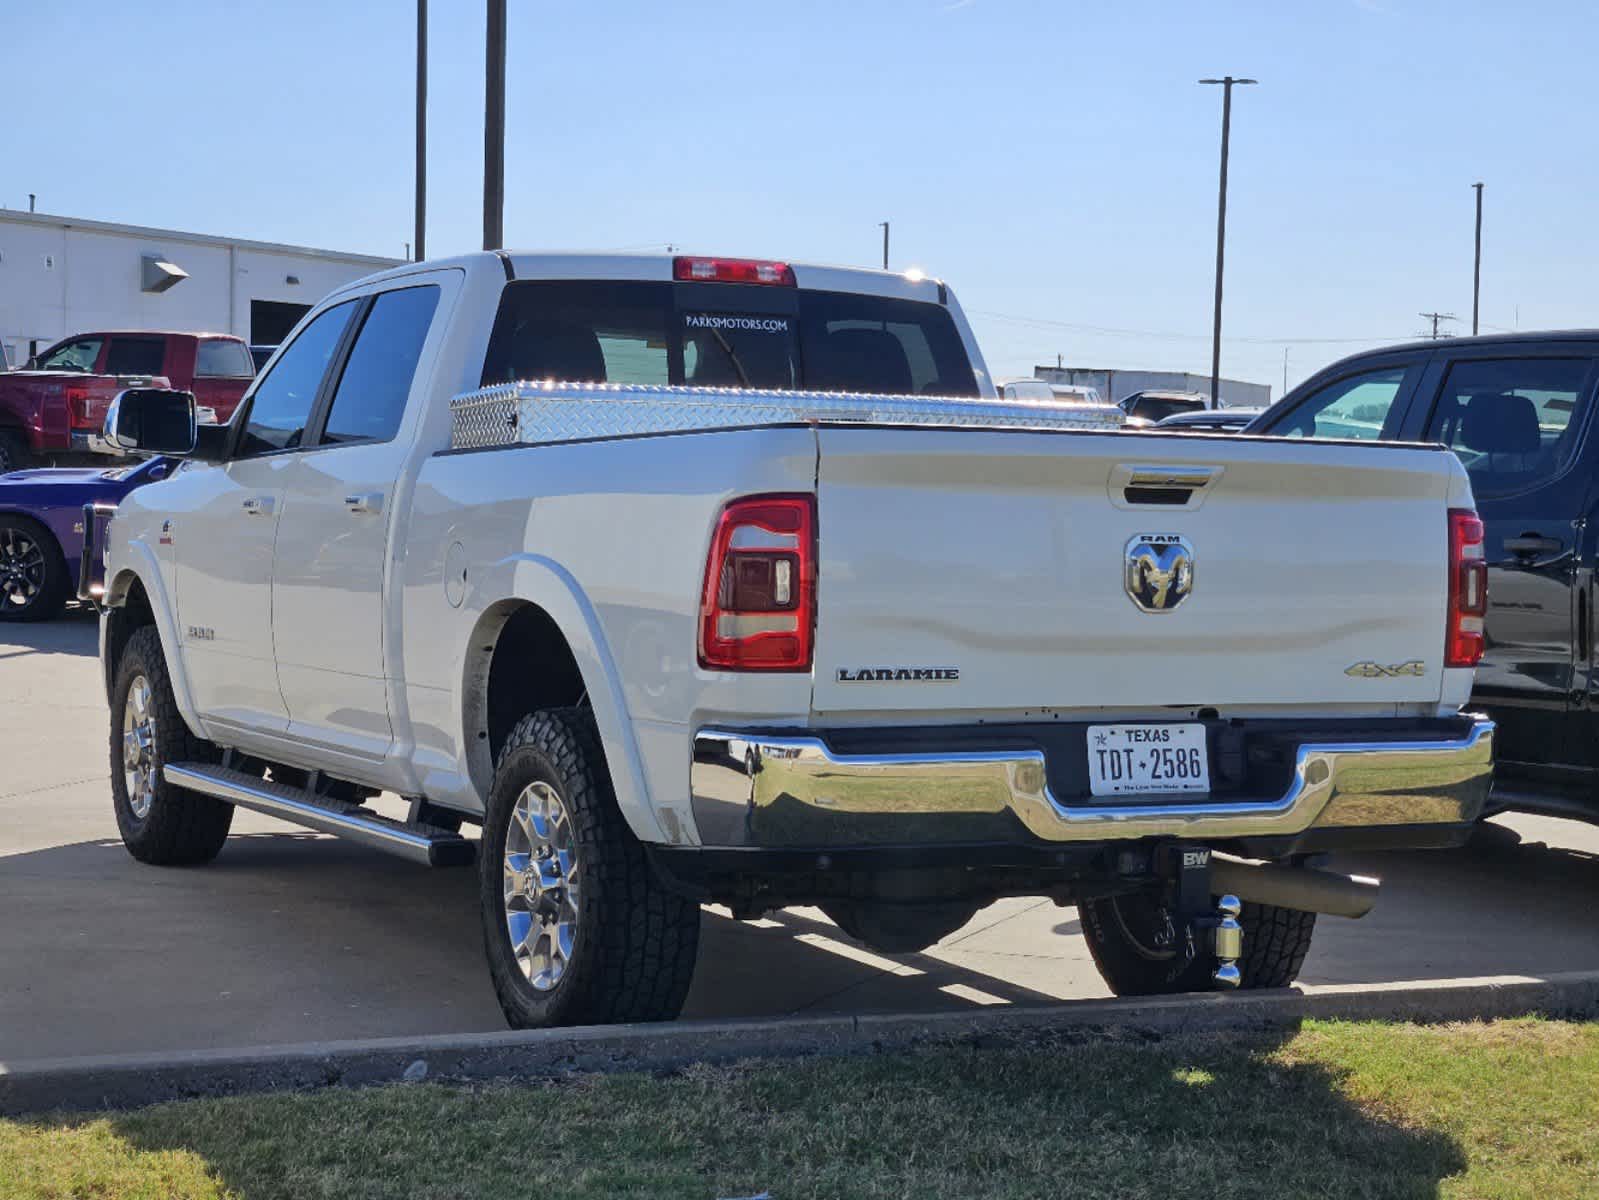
xmin=0 ymin=456 xmax=174 ymax=621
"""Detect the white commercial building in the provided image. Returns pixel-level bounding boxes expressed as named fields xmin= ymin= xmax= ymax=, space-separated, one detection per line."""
xmin=0 ymin=209 xmax=398 ymax=369
xmin=1035 ymin=364 xmax=1272 ymax=408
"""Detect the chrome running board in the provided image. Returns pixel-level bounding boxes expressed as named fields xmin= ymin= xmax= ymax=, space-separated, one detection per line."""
xmin=164 ymin=763 xmax=474 ymax=867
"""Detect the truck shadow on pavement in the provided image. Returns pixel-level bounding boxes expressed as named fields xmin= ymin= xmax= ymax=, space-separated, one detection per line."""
xmin=1 ymin=829 xmax=1079 ymax=1064
xmin=5 ymin=817 xmax=1599 ymax=1064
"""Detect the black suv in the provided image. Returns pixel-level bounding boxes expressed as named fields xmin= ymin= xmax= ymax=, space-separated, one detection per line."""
xmin=1251 ymin=331 xmax=1599 ymax=822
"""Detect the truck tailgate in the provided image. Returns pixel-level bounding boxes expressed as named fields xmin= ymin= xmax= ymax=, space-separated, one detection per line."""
xmin=811 ymin=428 xmax=1456 ymax=715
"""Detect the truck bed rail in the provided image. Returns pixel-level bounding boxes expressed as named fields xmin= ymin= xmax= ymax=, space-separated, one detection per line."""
xmin=449 ymin=381 xmax=1124 ymax=450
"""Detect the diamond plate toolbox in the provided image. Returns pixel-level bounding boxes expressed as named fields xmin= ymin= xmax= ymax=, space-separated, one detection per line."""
xmin=449 ymin=381 xmax=1124 ymax=450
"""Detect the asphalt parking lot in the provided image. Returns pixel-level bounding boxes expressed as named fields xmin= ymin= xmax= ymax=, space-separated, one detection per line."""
xmin=3 ymin=608 xmax=1599 ymax=1063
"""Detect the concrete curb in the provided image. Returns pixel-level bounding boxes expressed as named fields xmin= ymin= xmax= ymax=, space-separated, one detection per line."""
xmin=5 ymin=971 xmax=1598 ymax=1116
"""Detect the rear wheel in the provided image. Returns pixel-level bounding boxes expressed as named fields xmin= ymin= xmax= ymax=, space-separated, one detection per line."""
xmin=1080 ymin=888 xmax=1316 ymax=995
xmin=0 ymin=515 xmax=67 ymax=621
xmin=110 ymin=626 xmax=234 ymax=865
xmin=480 ymin=707 xmax=700 ymax=1028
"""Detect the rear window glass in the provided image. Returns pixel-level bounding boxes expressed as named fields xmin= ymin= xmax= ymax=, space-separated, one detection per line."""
xmin=480 ymin=280 xmax=977 ymax=396
xmin=1423 ymin=358 xmax=1594 ymax=497
xmin=105 ymin=338 xmax=165 ymax=377
xmin=195 ymin=338 xmax=254 ymax=378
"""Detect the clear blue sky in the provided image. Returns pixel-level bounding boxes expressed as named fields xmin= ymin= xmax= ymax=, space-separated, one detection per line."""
xmin=5 ymin=1 xmax=1591 ymax=390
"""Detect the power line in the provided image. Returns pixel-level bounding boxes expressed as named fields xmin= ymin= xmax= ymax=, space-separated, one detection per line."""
xmin=968 ymin=309 xmax=1407 ymax=346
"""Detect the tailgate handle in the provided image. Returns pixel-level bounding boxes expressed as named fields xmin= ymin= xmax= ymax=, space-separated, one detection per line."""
xmin=1117 ymin=465 xmax=1223 ymax=506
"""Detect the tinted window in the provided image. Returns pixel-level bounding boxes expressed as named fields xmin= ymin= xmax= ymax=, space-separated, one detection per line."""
xmin=480 ymin=281 xmax=978 ymax=396
xmin=195 ymin=338 xmax=254 ymax=378
xmin=1273 ymin=366 xmax=1408 ymax=440
xmin=1130 ymin=395 xmax=1205 ymax=422
xmin=1423 ymin=358 xmax=1594 ymax=497
xmin=35 ymin=337 xmax=102 ymax=372
xmin=105 ymin=338 xmax=165 ymax=377
xmin=321 ymin=286 xmax=441 ymax=445
xmin=799 ymin=292 xmax=977 ymax=396
xmin=238 ymin=301 xmax=355 ymax=456
xmin=681 ymin=311 xmax=797 ymax=389
xmin=481 ymin=281 xmax=672 ymax=387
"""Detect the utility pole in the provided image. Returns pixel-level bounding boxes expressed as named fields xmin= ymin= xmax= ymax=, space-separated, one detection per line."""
xmin=483 ymin=0 xmax=507 ymax=252
xmin=1471 ymin=182 xmax=1483 ymax=336
xmin=1282 ymin=346 xmax=1289 ymax=396
xmin=1419 ymin=311 xmax=1458 ymax=340
xmin=415 ymin=0 xmax=427 ymax=261
xmin=1199 ymin=76 xmax=1256 ymax=410
xmin=878 ymin=221 xmax=889 ymax=270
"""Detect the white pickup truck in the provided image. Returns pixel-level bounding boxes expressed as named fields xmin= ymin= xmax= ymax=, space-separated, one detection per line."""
xmin=91 ymin=252 xmax=1493 ymax=1029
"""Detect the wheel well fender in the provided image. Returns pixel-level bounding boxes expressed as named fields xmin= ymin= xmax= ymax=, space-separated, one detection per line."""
xmin=103 ymin=559 xmax=202 ymax=733
xmin=463 ymin=557 xmax=666 ymax=844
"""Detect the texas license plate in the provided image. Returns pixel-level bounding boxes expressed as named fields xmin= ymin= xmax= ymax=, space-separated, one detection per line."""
xmin=1087 ymin=724 xmax=1210 ymax=796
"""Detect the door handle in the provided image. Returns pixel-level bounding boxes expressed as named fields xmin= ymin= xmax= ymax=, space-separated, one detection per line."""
xmin=344 ymin=492 xmax=384 ymax=515
xmin=1504 ymin=534 xmax=1562 ymax=556
xmin=241 ymin=496 xmax=275 ymax=517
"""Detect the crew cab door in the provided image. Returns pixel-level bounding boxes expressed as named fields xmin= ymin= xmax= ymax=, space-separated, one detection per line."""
xmin=175 ymin=300 xmax=359 ymax=732
xmin=269 ymin=281 xmax=444 ymax=759
xmin=1410 ymin=348 xmax=1599 ymax=773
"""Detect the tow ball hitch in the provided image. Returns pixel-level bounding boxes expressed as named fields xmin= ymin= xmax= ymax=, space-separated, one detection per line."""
xmin=1164 ymin=845 xmax=1245 ymax=989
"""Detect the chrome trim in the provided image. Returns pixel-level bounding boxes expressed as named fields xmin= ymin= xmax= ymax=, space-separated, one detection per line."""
xmin=689 ymin=720 xmax=1495 ymax=848
xmin=164 ymin=763 xmax=474 ymax=867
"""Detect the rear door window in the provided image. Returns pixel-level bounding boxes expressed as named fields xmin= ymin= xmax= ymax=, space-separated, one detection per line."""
xmin=105 ymin=337 xmax=166 ymax=377
xmin=195 ymin=338 xmax=255 ymax=378
xmin=1421 ymin=358 xmax=1595 ymax=497
xmin=319 ymin=286 xmax=441 ymax=445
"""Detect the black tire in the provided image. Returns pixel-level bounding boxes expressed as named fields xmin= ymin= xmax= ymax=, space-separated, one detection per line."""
xmin=479 ymin=707 xmax=700 ymax=1028
xmin=0 ymin=431 xmax=30 ymax=476
xmin=110 ymin=625 xmax=234 ymax=865
xmin=0 ymin=514 xmax=68 ymax=621
xmin=1081 ymin=888 xmax=1317 ymax=995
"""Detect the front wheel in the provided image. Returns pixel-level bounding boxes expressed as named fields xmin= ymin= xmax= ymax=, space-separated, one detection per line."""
xmin=479 ymin=707 xmax=701 ymax=1028
xmin=1080 ymin=888 xmax=1316 ymax=995
xmin=110 ymin=625 xmax=234 ymax=864
xmin=0 ymin=515 xmax=67 ymax=621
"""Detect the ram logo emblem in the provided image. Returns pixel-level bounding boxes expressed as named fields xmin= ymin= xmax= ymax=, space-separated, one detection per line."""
xmin=1124 ymin=534 xmax=1194 ymax=613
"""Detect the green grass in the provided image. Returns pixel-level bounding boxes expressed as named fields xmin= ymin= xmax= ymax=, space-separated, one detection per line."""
xmin=3 ymin=1018 xmax=1596 ymax=1199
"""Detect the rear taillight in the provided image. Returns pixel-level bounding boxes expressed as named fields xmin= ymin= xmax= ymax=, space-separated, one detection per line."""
xmin=699 ymin=495 xmax=816 ymax=671
xmin=1446 ymin=508 xmax=1487 ymax=668
xmin=673 ymin=256 xmax=796 ymax=286
xmin=65 ymin=385 xmax=92 ymax=429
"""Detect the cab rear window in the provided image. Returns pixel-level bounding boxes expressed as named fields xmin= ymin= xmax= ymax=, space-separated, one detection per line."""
xmin=480 ymin=280 xmax=976 ymax=396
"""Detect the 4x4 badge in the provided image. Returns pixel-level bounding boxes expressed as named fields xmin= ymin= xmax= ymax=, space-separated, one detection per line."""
xmin=1345 ymin=660 xmax=1426 ymax=678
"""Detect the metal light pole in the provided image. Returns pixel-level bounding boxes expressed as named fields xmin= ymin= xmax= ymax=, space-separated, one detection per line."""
xmin=414 ymin=0 xmax=427 ymax=261
xmin=1199 ymin=76 xmax=1256 ymax=408
xmin=1472 ymin=182 xmax=1484 ymax=336
xmin=483 ymin=0 xmax=507 ymax=252
xmin=878 ymin=221 xmax=889 ymax=270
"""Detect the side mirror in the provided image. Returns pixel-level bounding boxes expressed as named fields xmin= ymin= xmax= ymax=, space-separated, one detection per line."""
xmin=100 ymin=388 xmax=198 ymax=456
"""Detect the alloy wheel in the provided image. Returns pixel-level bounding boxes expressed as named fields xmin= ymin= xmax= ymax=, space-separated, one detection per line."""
xmin=0 ymin=527 xmax=45 ymax=611
xmin=503 ymin=781 xmax=581 ymax=990
xmin=122 ymin=675 xmax=157 ymax=819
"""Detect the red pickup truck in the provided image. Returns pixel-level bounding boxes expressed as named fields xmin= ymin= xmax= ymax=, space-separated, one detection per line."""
xmin=0 ymin=331 xmax=254 ymax=471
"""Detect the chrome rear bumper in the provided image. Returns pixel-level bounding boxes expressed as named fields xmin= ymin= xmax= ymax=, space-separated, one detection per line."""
xmin=689 ymin=719 xmax=1494 ymax=850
